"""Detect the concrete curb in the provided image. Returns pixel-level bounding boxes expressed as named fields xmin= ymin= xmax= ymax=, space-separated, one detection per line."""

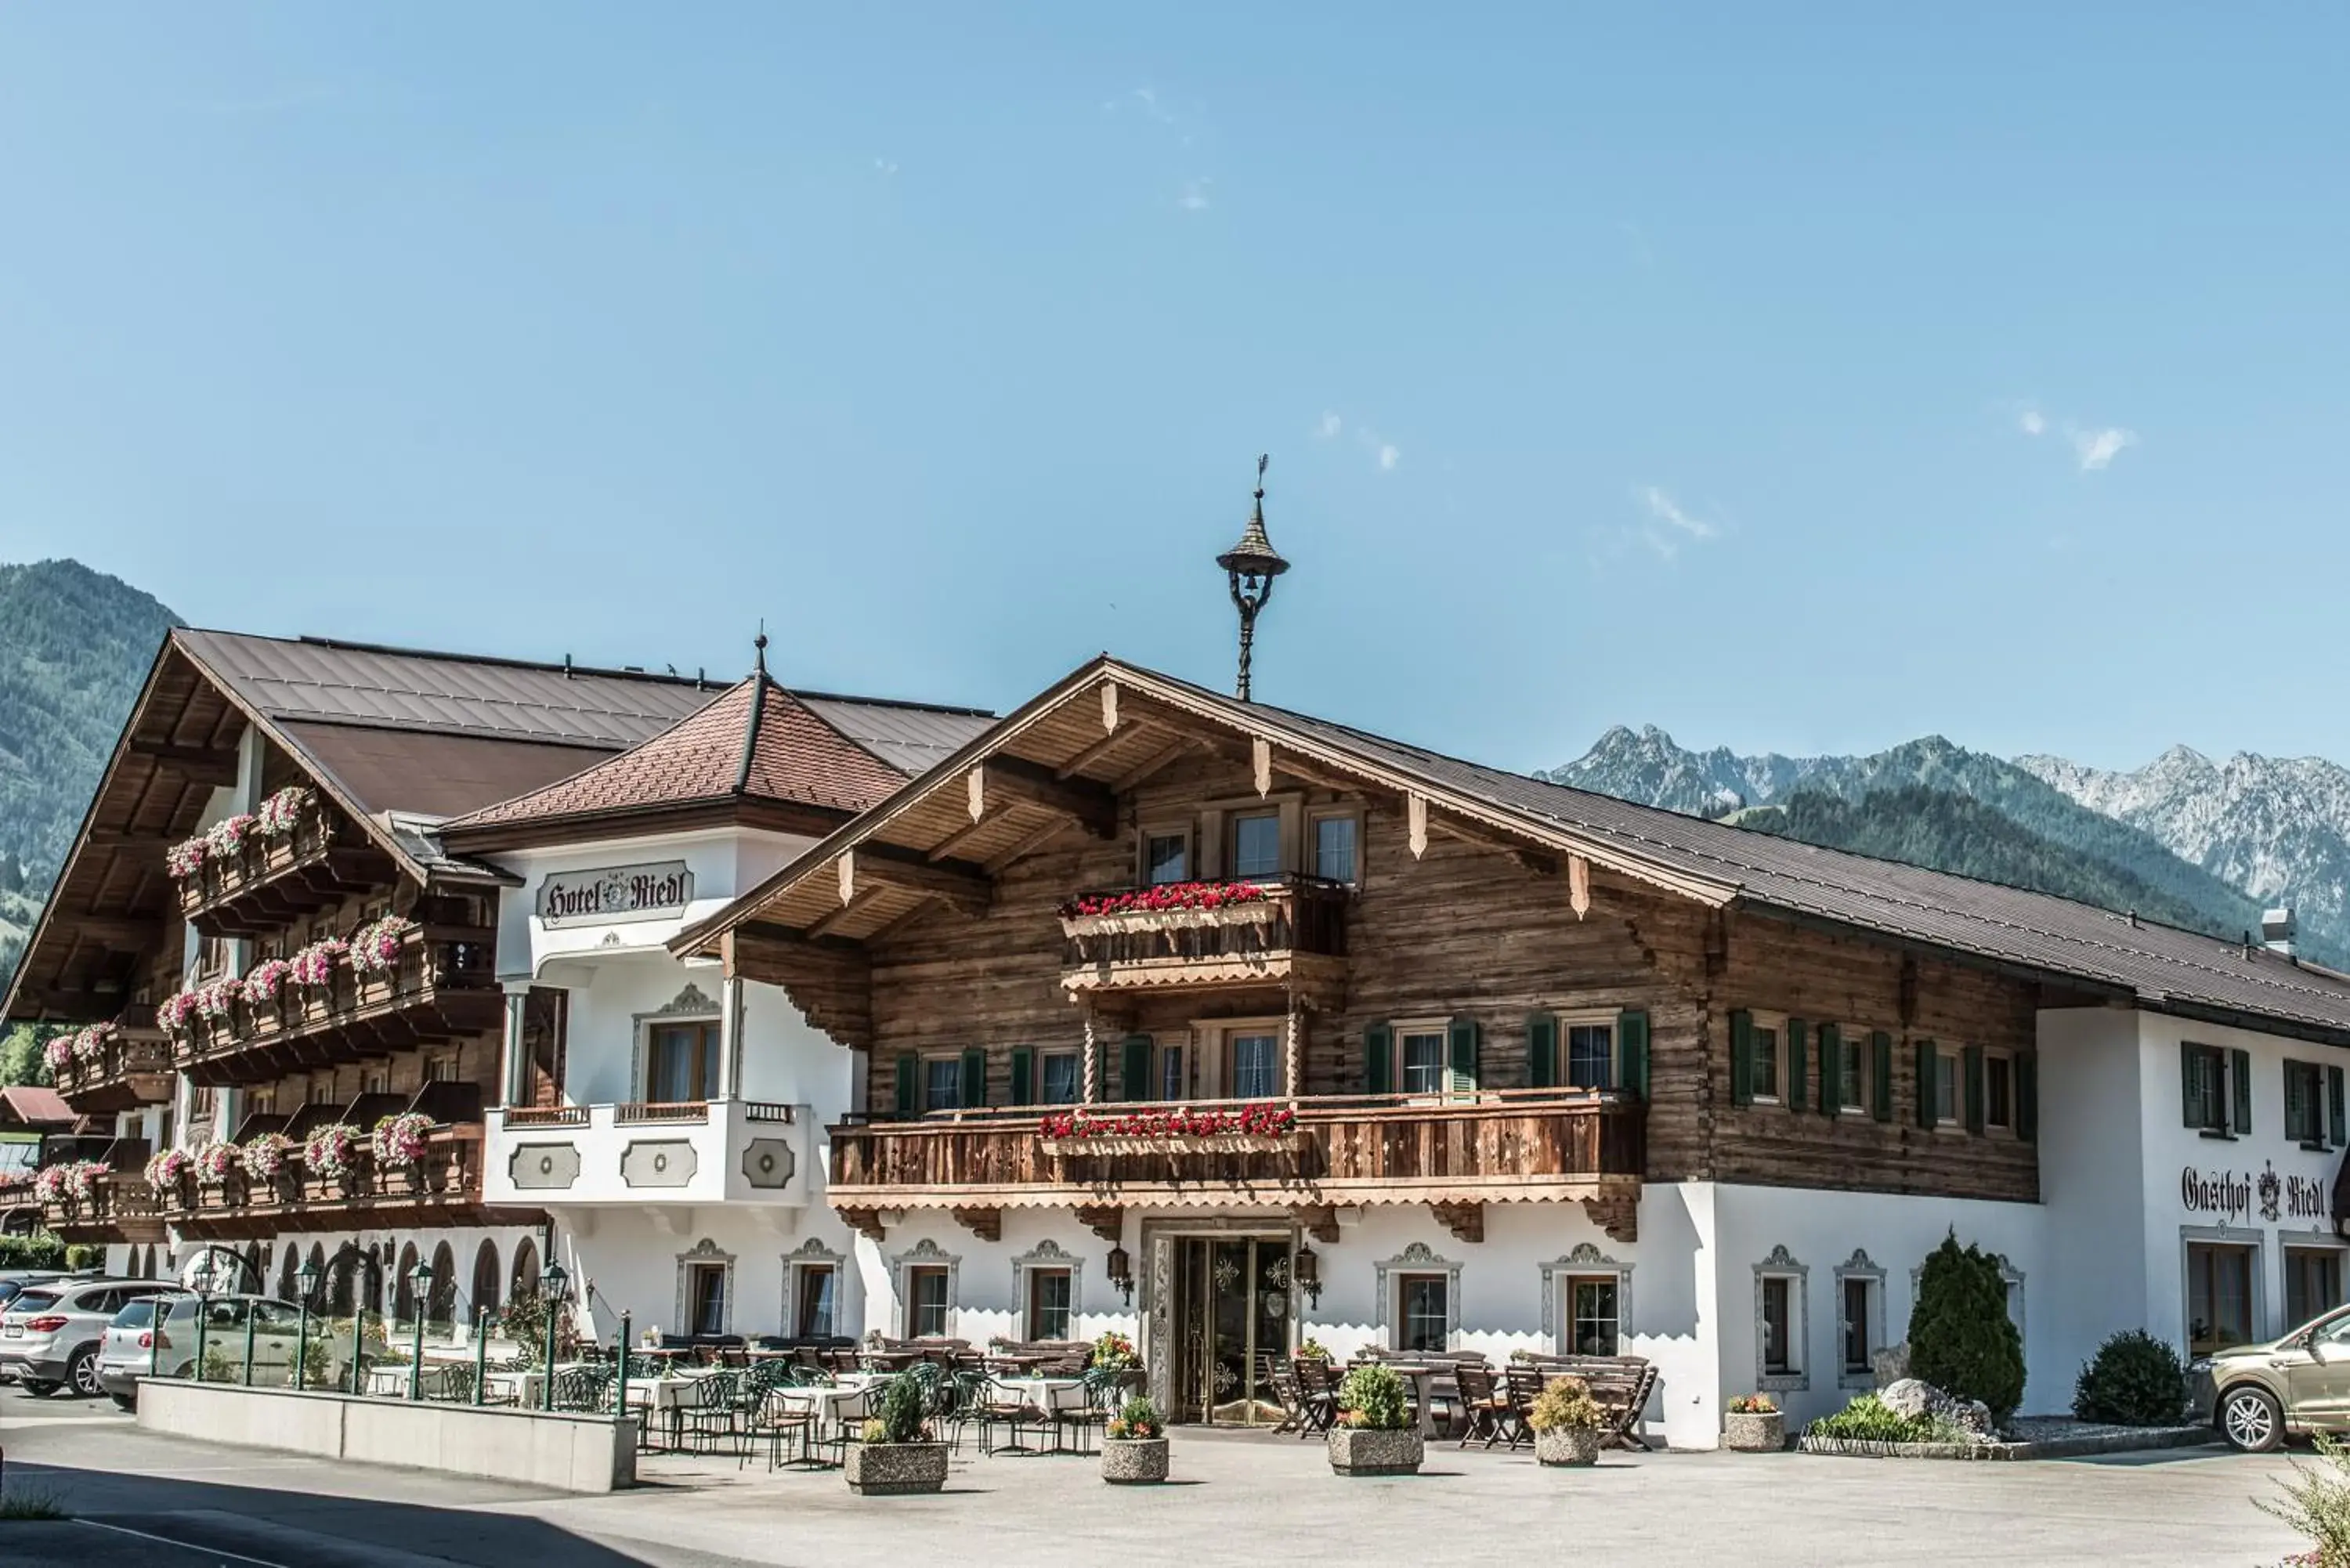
xmin=1798 ymin=1425 xmax=2218 ymax=1461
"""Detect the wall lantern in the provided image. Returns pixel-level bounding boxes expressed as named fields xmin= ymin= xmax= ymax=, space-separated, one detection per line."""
xmin=1106 ymin=1243 xmax=1133 ymax=1305
xmin=1294 ymin=1244 xmax=1321 ymax=1310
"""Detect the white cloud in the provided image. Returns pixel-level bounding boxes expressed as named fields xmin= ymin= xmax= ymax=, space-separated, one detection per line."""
xmin=2018 ymin=407 xmax=2046 ymax=436
xmin=1632 ymin=486 xmax=1720 ymax=562
xmin=2069 ymin=425 xmax=2137 ymax=472
xmin=873 ymin=157 xmax=899 ymax=176
xmin=1376 ymin=443 xmax=1399 ymax=471
xmin=1130 ymin=86 xmax=1175 ymax=125
xmin=1314 ymin=412 xmax=1343 ymax=440
xmin=1178 ymin=178 xmax=1211 ymax=211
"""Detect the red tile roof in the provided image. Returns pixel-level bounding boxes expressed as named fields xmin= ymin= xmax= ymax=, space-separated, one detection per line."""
xmin=446 ymin=674 xmax=916 ymax=832
xmin=0 ymin=1085 xmax=75 ymax=1129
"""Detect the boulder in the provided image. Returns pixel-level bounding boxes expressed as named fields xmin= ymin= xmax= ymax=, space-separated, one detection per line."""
xmin=1871 ymin=1342 xmax=1911 ymax=1387
xmin=1943 ymin=1397 xmax=1994 ymax=1437
xmin=1879 ymin=1378 xmax=1938 ymax=1420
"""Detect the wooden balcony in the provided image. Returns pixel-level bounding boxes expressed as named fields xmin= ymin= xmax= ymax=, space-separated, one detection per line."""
xmin=55 ymin=1031 xmax=175 ymax=1113
xmin=1058 ymin=876 xmax=1350 ymax=998
xmin=176 ymin=792 xmax=394 ymax=938
xmin=828 ymin=1089 xmax=1646 ymax=1241
xmin=174 ymin=927 xmax=502 ymax=1087
xmin=154 ymin=1128 xmax=543 ymax=1241
xmin=41 ymin=1171 xmax=168 ymax=1245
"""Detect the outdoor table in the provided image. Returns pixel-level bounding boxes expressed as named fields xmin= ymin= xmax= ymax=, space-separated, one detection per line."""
xmin=988 ymin=1377 xmax=1086 ymax=1454
xmin=771 ymin=1382 xmax=870 ymax=1468
xmin=483 ymin=1368 xmax=544 ymax=1407
xmin=624 ymin=1374 xmax=711 ymax=1450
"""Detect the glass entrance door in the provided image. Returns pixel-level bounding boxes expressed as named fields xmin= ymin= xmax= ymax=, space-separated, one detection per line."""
xmin=1172 ymin=1235 xmax=1292 ymax=1424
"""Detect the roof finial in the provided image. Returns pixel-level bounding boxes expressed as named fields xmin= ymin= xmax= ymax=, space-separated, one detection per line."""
xmin=754 ymin=622 xmax=769 ymax=679
xmin=1217 ymin=453 xmax=1289 ymax=702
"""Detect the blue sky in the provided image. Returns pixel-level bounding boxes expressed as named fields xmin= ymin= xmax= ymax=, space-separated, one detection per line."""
xmin=2 ymin=6 xmax=2345 ymax=774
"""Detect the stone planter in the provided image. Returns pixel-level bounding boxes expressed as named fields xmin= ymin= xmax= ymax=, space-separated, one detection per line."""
xmin=845 ymin=1440 xmax=949 ymax=1496
xmin=1101 ymin=1436 xmax=1170 ymax=1484
xmin=1535 ymin=1426 xmax=1602 ymax=1467
xmin=1328 ymin=1425 xmax=1425 ymax=1476
xmin=1723 ymin=1411 xmax=1786 ymax=1452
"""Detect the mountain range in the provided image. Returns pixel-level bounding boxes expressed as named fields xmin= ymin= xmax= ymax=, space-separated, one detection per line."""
xmin=1546 ymin=727 xmax=2350 ymax=969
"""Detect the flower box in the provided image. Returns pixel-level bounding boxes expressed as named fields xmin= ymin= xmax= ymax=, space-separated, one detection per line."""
xmin=1040 ymin=1131 xmax=1311 ymax=1157
xmin=844 ymin=1440 xmax=949 ymax=1496
xmin=1101 ymin=1436 xmax=1169 ymax=1484
xmin=1535 ymin=1427 xmax=1602 ymax=1467
xmin=1327 ymin=1426 xmax=1423 ymax=1476
xmin=1723 ymin=1411 xmax=1786 ymax=1452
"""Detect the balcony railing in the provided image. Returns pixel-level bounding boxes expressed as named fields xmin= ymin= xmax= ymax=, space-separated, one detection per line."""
xmin=55 ymin=1031 xmax=175 ymax=1113
xmin=1057 ymin=876 xmax=1349 ymax=995
xmin=485 ymin=1099 xmax=813 ymax=1208
xmin=148 ymin=1128 xmax=538 ymax=1240
xmin=176 ymin=793 xmax=389 ymax=938
xmin=40 ymin=1172 xmax=166 ymax=1242
xmin=173 ymin=927 xmax=501 ymax=1086
xmin=829 ymin=1089 xmax=1645 ymax=1215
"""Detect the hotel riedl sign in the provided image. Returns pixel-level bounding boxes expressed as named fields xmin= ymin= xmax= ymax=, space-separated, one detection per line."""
xmin=536 ymin=861 xmax=694 ymax=928
xmin=2180 ymin=1158 xmax=2328 ymax=1226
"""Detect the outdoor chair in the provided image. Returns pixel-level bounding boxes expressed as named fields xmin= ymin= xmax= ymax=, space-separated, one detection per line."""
xmin=1268 ymin=1358 xmax=1306 ymax=1434
xmin=741 ymin=1383 xmax=818 ymax=1471
xmin=1292 ymin=1357 xmax=1340 ymax=1437
xmin=682 ymin=1369 xmax=746 ymax=1457
xmin=436 ymin=1364 xmax=476 ymax=1405
xmin=1454 ymin=1363 xmax=1514 ymax=1448
xmin=975 ymin=1375 xmax=1052 ymax=1455
xmin=1049 ymin=1377 xmax=1111 ymax=1455
xmin=551 ymin=1365 xmax=612 ymax=1414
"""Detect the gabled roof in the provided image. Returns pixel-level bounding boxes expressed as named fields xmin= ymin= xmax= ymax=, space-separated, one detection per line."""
xmin=675 ymin=656 xmax=2350 ymax=1048
xmin=0 ymin=1086 xmax=76 ymax=1130
xmin=439 ymin=659 xmax=991 ymax=847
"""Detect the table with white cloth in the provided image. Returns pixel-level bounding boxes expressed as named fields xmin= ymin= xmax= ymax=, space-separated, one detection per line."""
xmin=625 ymin=1373 xmax=721 ymax=1449
xmin=765 ymin=1381 xmax=873 ymax=1468
xmin=984 ymin=1377 xmax=1089 ymax=1454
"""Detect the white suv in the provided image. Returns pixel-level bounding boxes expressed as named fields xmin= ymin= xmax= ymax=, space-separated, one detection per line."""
xmin=0 ymin=1278 xmax=183 ymax=1398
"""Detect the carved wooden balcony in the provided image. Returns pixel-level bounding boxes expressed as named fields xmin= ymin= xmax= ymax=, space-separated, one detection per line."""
xmin=39 ymin=1172 xmax=167 ymax=1245
xmin=152 ymin=1128 xmax=540 ymax=1241
xmin=173 ymin=926 xmax=502 ymax=1087
xmin=175 ymin=792 xmax=396 ymax=939
xmin=828 ymin=1089 xmax=1645 ymax=1242
xmin=1057 ymin=876 xmax=1348 ymax=998
xmin=54 ymin=1031 xmax=175 ymax=1113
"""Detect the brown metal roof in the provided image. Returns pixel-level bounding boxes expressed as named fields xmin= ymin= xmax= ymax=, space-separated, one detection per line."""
xmin=0 ymin=1086 xmax=76 ymax=1129
xmin=278 ymin=722 xmax=630 ymax=821
xmin=681 ymin=656 xmax=2350 ymax=1048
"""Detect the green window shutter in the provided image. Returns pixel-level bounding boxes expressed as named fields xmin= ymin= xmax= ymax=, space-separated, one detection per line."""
xmin=2016 ymin=1052 xmax=2038 ymax=1142
xmin=1914 ymin=1038 xmax=1936 ymax=1129
xmin=1962 ymin=1045 xmax=1985 ymax=1134
xmin=960 ymin=1046 xmax=988 ymax=1109
xmin=1120 ymin=1035 xmax=1153 ymax=1103
xmin=1786 ymin=1020 xmax=1808 ymax=1114
xmin=2331 ymin=1064 xmax=2346 ymax=1149
xmin=1009 ymin=1046 xmax=1034 ymax=1107
xmin=2286 ymin=1061 xmax=2308 ymax=1140
xmin=1447 ymin=1017 xmax=1482 ymax=1095
xmin=1527 ymin=1013 xmax=1558 ymax=1090
xmin=1818 ymin=1024 xmax=1842 ymax=1117
xmin=1730 ymin=1011 xmax=1754 ymax=1107
xmin=893 ymin=1053 xmax=917 ymax=1118
xmin=1093 ymin=1040 xmax=1108 ymax=1102
xmin=1364 ymin=1021 xmax=1393 ymax=1097
xmin=2181 ymin=1041 xmax=2201 ymax=1128
xmin=2232 ymin=1047 xmax=2254 ymax=1136
xmin=1618 ymin=1010 xmax=1650 ymax=1100
xmin=1871 ymin=1031 xmax=1893 ymax=1122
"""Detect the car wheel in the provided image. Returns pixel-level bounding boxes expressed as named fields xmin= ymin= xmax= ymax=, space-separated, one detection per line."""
xmin=2220 ymin=1385 xmax=2285 ymax=1453
xmin=21 ymin=1380 xmax=58 ymax=1398
xmin=68 ymin=1347 xmax=102 ymax=1399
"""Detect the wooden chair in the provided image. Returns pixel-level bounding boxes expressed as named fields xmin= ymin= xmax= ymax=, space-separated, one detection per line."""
xmin=1453 ymin=1363 xmax=1515 ymax=1448
xmin=1292 ymin=1357 xmax=1340 ymax=1438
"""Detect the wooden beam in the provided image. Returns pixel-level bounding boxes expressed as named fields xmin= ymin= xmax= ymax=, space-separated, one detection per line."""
xmin=928 ymin=810 xmax=1008 ymax=865
xmin=951 ymin=1205 xmax=1002 ymax=1242
xmin=1056 ymin=719 xmax=1159 ymax=782
xmin=983 ymin=818 xmax=1075 ymax=875
xmin=808 ymin=887 xmax=888 ymax=941
xmin=46 ymin=915 xmax=167 ymax=947
xmin=1292 ymin=1204 xmax=1340 ymax=1245
xmin=1111 ymin=737 xmax=1195 ymax=793
xmin=125 ymin=741 xmax=237 ymax=786
xmin=864 ymin=896 xmax=945 ymax=947
xmin=1430 ymin=1200 xmax=1484 ymax=1245
xmin=838 ymin=846 xmax=990 ymax=916
xmin=1076 ymin=1205 xmax=1124 ymax=1243
xmin=837 ymin=1206 xmax=888 ymax=1243
xmin=967 ymin=759 xmax=1117 ymax=838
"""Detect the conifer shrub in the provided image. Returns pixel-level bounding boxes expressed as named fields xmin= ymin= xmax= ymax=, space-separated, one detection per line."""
xmin=1907 ymin=1231 xmax=2025 ymax=1420
xmin=2072 ymin=1329 xmax=2188 ymax=1426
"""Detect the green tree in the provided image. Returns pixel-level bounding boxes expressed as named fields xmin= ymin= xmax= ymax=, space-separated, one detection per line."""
xmin=0 ymin=1024 xmax=52 ymax=1089
xmin=1908 ymin=1231 xmax=2026 ymax=1420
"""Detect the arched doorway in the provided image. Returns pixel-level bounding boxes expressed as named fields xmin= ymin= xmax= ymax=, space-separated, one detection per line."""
xmin=427 ymin=1241 xmax=456 ymax=1327
xmin=242 ymin=1241 xmax=263 ymax=1290
xmin=471 ymin=1240 xmax=501 ymax=1322
xmin=365 ymin=1245 xmax=385 ymax=1316
xmin=510 ymin=1237 xmax=539 ymax=1301
xmin=277 ymin=1246 xmax=298 ymax=1301
xmin=140 ymin=1245 xmax=157 ymax=1279
xmin=306 ymin=1244 xmax=328 ymax=1308
xmin=327 ymin=1245 xmax=355 ymax=1316
xmin=392 ymin=1242 xmax=419 ymax=1323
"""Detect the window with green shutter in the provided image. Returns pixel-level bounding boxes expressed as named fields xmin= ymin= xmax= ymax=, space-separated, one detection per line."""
xmin=960 ymin=1046 xmax=989 ymax=1109
xmin=2182 ymin=1041 xmax=2224 ymax=1131
xmin=1962 ymin=1045 xmax=1985 ymax=1135
xmin=1527 ymin=1013 xmax=1559 ymax=1090
xmin=1786 ymin=1020 xmax=1809 ymax=1114
xmin=2331 ymin=1064 xmax=2347 ymax=1150
xmin=1447 ymin=1017 xmax=1483 ymax=1096
xmin=1119 ymin=1035 xmax=1153 ymax=1103
xmin=1871 ymin=1031 xmax=1893 ymax=1122
xmin=1730 ymin=1011 xmax=1755 ymax=1107
xmin=893 ymin=1052 xmax=918 ymax=1118
xmin=2232 ymin=1047 xmax=2254 ymax=1136
xmin=1009 ymin=1046 xmax=1035 ymax=1107
xmin=1914 ymin=1038 xmax=1936 ymax=1129
xmin=1819 ymin=1024 xmax=1843 ymax=1117
xmin=1365 ymin=1021 xmax=1393 ymax=1096
xmin=1617 ymin=1010 xmax=1650 ymax=1100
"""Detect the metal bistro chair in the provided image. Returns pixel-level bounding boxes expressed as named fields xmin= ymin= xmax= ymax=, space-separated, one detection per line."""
xmin=682 ymin=1368 xmax=746 ymax=1457
xmin=743 ymin=1377 xmax=819 ymax=1471
xmin=976 ymin=1375 xmax=1051 ymax=1455
xmin=551 ymin=1364 xmax=613 ymax=1414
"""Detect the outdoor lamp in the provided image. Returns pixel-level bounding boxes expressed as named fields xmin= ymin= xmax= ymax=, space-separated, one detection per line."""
xmin=543 ymin=1259 xmax=571 ymax=1303
xmin=1106 ymin=1244 xmax=1133 ymax=1305
xmin=407 ymin=1259 xmax=435 ymax=1401
xmin=296 ymin=1255 xmax=321 ymax=1300
xmin=1216 ymin=454 xmax=1291 ymax=703
xmin=539 ymin=1260 xmax=571 ymax=1412
xmin=1294 ymin=1245 xmax=1321 ymax=1310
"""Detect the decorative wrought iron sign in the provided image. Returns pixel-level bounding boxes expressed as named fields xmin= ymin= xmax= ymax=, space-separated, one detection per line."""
xmin=536 ymin=861 xmax=694 ymax=927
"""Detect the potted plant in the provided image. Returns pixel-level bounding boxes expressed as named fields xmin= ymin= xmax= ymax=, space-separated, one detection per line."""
xmin=1723 ymin=1393 xmax=1785 ymax=1452
xmin=1328 ymin=1364 xmax=1423 ymax=1476
xmin=1528 ymin=1375 xmax=1607 ymax=1467
xmin=1101 ymin=1396 xmax=1169 ymax=1484
xmin=845 ymin=1369 xmax=949 ymax=1496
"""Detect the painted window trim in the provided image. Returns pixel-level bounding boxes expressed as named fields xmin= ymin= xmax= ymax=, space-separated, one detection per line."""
xmin=1540 ymin=1243 xmax=1635 ymax=1357
xmin=1373 ymin=1241 xmax=1462 ymax=1353
xmin=1556 ymin=1011 xmax=1622 ymax=1092
xmin=674 ymin=1237 xmax=736 ymax=1337
xmin=1306 ymin=804 xmax=1366 ymax=885
xmin=781 ymin=1236 xmax=848 ymax=1341
xmin=891 ymin=1237 xmax=963 ymax=1340
xmin=1754 ymin=1244 xmax=1810 ymax=1393
xmin=1012 ymin=1238 xmax=1086 ymax=1341
xmin=1387 ymin=1017 xmax=1454 ymax=1101
xmin=1833 ymin=1249 xmax=1887 ymax=1389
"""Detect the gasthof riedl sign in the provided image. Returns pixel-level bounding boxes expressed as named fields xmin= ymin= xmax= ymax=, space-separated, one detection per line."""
xmin=536 ymin=861 xmax=695 ymax=928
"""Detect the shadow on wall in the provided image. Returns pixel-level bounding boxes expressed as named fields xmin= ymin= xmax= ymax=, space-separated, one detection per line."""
xmin=5 ymin=1456 xmax=654 ymax=1565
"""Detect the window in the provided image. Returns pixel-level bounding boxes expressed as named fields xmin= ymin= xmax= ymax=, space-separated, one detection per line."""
xmin=2184 ymin=1042 xmax=2229 ymax=1133
xmin=1399 ymin=1030 xmax=1447 ymax=1095
xmin=1144 ymin=830 xmax=1190 ymax=885
xmin=425 ymin=1057 xmax=456 ymax=1084
xmin=2287 ymin=1060 xmax=2327 ymax=1146
xmin=1761 ymin=1276 xmax=1795 ymax=1375
xmin=1935 ymin=1049 xmax=1961 ymax=1127
xmin=645 ymin=1021 xmax=720 ymax=1103
xmin=1751 ymin=1021 xmax=1781 ymax=1103
xmin=1567 ymin=1277 xmax=1619 ymax=1356
xmin=1841 ymin=1277 xmax=1873 ymax=1376
xmin=684 ymin=1262 xmax=727 ymax=1337
xmin=1566 ymin=1023 xmax=1615 ymax=1091
xmin=2287 ymin=1249 xmax=2342 ymax=1332
xmin=794 ymin=1264 xmax=837 ymax=1339
xmin=1040 ymin=1052 xmax=1081 ymax=1106
xmin=308 ymin=1078 xmax=335 ymax=1106
xmin=1026 ymin=1268 xmax=1073 ymax=1342
xmin=1398 ymin=1274 xmax=1448 ymax=1354
xmin=1311 ymin=813 xmax=1358 ymax=883
xmin=1231 ymin=812 xmax=1282 ymax=880
xmin=923 ymin=1056 xmax=964 ymax=1112
xmin=1984 ymin=1050 xmax=2014 ymax=1133
xmin=1230 ymin=1033 xmax=1279 ymax=1100
xmin=2186 ymin=1242 xmax=2256 ymax=1357
xmin=907 ymin=1266 xmax=950 ymax=1339
xmin=1161 ymin=1043 xmax=1186 ymax=1101
xmin=363 ymin=1068 xmax=390 ymax=1097
xmin=1839 ymin=1034 xmax=1867 ymax=1113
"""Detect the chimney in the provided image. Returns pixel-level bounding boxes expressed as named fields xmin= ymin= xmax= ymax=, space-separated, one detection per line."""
xmin=2263 ymin=907 xmax=2298 ymax=958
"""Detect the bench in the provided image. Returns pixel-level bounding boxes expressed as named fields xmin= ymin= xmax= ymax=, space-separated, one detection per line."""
xmin=1511 ymin=1352 xmax=1658 ymax=1451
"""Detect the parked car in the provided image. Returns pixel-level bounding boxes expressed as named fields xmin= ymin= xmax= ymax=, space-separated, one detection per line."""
xmin=0 ymin=1278 xmax=183 ymax=1398
xmin=2193 ymin=1306 xmax=2350 ymax=1451
xmin=147 ymin=1294 xmax=311 ymax=1386
xmin=92 ymin=1293 xmax=192 ymax=1410
xmin=0 ymin=1270 xmax=69 ymax=1313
